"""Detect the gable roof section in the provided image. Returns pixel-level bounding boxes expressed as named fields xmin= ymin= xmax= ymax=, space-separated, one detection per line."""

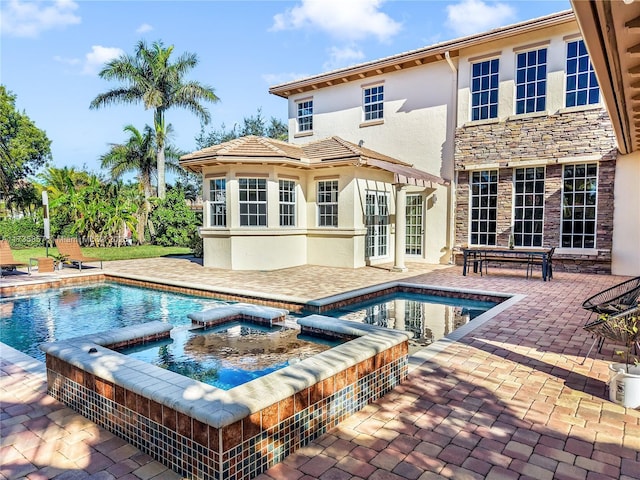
xmin=179 ymin=135 xmax=448 ymax=186
xmin=269 ymin=10 xmax=574 ymax=99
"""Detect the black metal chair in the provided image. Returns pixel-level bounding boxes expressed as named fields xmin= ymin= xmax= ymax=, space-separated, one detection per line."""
xmin=582 ymin=276 xmax=640 ymax=358
xmin=526 ymin=247 xmax=555 ymax=280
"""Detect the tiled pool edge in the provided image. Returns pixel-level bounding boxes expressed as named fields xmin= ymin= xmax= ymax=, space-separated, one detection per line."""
xmin=41 ymin=317 xmax=410 ymax=480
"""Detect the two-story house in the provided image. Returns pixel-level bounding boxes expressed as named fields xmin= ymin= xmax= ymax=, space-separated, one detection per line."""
xmin=182 ymin=8 xmax=639 ymax=275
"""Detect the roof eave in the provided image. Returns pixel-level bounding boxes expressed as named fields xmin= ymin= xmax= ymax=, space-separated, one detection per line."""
xmin=269 ymin=10 xmax=574 ymax=98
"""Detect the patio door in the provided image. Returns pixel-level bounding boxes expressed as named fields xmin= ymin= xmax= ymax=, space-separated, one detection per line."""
xmin=365 ymin=191 xmax=389 ymax=259
xmin=406 ymin=194 xmax=423 ymax=255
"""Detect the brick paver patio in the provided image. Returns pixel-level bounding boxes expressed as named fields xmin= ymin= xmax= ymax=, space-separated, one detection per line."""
xmin=1 ymin=258 xmax=639 ymax=479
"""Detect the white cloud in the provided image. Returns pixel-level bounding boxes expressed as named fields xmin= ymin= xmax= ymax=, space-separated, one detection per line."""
xmin=271 ymin=0 xmax=401 ymax=42
xmin=323 ymin=45 xmax=365 ymax=71
xmin=1 ymin=0 xmax=81 ymax=38
xmin=262 ymin=72 xmax=310 ymax=86
xmin=82 ymin=45 xmax=124 ymax=75
xmin=136 ymin=23 xmax=153 ymax=34
xmin=446 ymin=0 xmax=515 ymax=37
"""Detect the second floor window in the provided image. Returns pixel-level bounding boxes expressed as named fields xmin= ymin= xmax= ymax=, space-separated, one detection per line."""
xmin=317 ymin=180 xmax=338 ymax=227
xmin=239 ymin=178 xmax=267 ymax=227
xmin=297 ymin=99 xmax=313 ymax=132
xmin=279 ymin=179 xmax=296 ymax=227
xmin=471 ymin=58 xmax=499 ymax=121
xmin=470 ymin=170 xmax=497 ymax=246
xmin=566 ymin=40 xmax=599 ymax=107
xmin=363 ymin=85 xmax=384 ymax=122
xmin=515 ymin=48 xmax=547 ymax=114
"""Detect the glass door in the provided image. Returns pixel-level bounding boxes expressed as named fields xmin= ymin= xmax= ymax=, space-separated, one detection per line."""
xmin=406 ymin=194 xmax=423 ymax=255
xmin=365 ymin=191 xmax=390 ymax=259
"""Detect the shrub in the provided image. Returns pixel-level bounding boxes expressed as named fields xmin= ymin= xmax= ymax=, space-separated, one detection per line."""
xmin=150 ymin=188 xmax=199 ymax=248
xmin=0 ymin=218 xmax=44 ymax=247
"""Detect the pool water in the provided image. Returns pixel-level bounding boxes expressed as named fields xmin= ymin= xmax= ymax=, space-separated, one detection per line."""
xmin=0 ymin=283 xmax=226 ymax=361
xmin=118 ymin=321 xmax=343 ymax=390
xmin=323 ymin=292 xmax=496 ymax=351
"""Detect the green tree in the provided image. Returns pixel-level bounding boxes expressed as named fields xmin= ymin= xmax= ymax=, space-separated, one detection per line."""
xmin=90 ymin=40 xmax=219 ymax=199
xmin=0 ymin=86 xmax=51 ymax=204
xmin=195 ymin=108 xmax=288 ymax=149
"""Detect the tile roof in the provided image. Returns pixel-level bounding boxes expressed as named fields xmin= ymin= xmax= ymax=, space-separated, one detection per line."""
xmin=179 ymin=135 xmax=447 ymax=186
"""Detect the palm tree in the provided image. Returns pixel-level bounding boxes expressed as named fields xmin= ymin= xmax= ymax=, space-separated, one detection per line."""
xmin=89 ymin=40 xmax=219 ymax=199
xmin=100 ymin=124 xmax=156 ymax=200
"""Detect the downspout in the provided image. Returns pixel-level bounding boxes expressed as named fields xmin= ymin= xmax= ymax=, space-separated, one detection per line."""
xmin=445 ymin=51 xmax=459 ymax=264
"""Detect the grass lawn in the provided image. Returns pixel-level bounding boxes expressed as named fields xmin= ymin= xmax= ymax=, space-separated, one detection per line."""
xmin=9 ymin=245 xmax=192 ymax=264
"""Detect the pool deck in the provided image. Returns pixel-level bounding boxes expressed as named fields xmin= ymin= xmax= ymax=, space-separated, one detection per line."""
xmin=1 ymin=257 xmax=639 ymax=480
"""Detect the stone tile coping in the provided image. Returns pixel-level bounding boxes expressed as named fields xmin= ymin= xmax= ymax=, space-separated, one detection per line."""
xmin=188 ymin=302 xmax=289 ymax=325
xmin=307 ymin=280 xmax=514 ymax=309
xmin=105 ymin=271 xmax=310 ymax=304
xmin=40 ymin=315 xmax=411 ymax=429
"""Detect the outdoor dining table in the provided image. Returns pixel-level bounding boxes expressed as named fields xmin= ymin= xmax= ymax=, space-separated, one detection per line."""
xmin=461 ymin=246 xmax=554 ymax=281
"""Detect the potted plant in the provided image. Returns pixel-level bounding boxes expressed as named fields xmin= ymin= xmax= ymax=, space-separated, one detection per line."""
xmin=586 ymin=306 xmax=640 ymax=408
xmin=50 ymin=253 xmax=69 ymax=271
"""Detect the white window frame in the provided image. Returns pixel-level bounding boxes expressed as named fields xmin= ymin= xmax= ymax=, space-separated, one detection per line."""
xmin=239 ymin=178 xmax=267 ymax=227
xmin=317 ymin=180 xmax=338 ymax=227
xmin=279 ymin=179 xmax=296 ymax=227
xmin=515 ymin=47 xmax=547 ymax=114
xmin=512 ymin=167 xmax=545 ymax=247
xmin=208 ymin=178 xmax=226 ymax=227
xmin=470 ymin=58 xmax=499 ymax=121
xmin=296 ymin=98 xmax=313 ymax=133
xmin=565 ymin=39 xmax=600 ymax=108
xmin=561 ymin=163 xmax=598 ymax=249
xmin=363 ymin=84 xmax=384 ymax=122
xmin=469 ymin=170 xmax=498 ymax=246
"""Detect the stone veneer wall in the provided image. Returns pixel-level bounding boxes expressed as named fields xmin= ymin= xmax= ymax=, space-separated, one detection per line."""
xmin=454 ymin=107 xmax=617 ymax=275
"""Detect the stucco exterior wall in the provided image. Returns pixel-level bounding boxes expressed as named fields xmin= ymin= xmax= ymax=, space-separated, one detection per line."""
xmin=612 ymin=151 xmax=640 ymax=276
xmin=288 ymin=62 xmax=455 ymax=179
xmin=286 ymin=61 xmax=456 ymax=265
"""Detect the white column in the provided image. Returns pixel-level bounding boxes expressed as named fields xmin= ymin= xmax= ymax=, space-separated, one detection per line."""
xmin=393 ymin=184 xmax=408 ymax=272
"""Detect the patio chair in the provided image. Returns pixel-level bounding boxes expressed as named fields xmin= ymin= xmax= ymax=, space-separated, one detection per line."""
xmin=584 ymin=305 xmax=640 ymax=359
xmin=0 ymin=240 xmax=30 ymax=277
xmin=582 ymin=276 xmax=640 ymax=357
xmin=526 ymin=247 xmax=555 ymax=280
xmin=54 ymin=238 xmax=103 ymax=271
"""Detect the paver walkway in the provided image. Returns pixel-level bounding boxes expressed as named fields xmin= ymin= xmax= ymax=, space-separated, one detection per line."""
xmin=1 ymin=258 xmax=639 ymax=480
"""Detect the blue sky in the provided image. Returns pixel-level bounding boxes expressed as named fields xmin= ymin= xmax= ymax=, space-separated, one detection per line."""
xmin=1 ymin=0 xmax=570 ymax=177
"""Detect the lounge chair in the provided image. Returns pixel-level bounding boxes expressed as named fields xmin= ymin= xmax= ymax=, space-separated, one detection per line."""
xmin=582 ymin=276 xmax=640 ymax=357
xmin=0 ymin=240 xmax=30 ymax=277
xmin=54 ymin=238 xmax=103 ymax=271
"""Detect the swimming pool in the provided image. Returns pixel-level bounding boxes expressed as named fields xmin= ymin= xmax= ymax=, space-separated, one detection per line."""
xmin=117 ymin=320 xmax=343 ymax=390
xmin=1 ymin=281 xmax=498 ymax=361
xmin=322 ymin=292 xmax=497 ymax=351
xmin=0 ymin=282 xmax=225 ymax=361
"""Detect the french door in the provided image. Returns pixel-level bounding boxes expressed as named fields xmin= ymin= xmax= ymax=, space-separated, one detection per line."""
xmin=365 ymin=191 xmax=389 ymax=259
xmin=406 ymin=194 xmax=423 ymax=255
